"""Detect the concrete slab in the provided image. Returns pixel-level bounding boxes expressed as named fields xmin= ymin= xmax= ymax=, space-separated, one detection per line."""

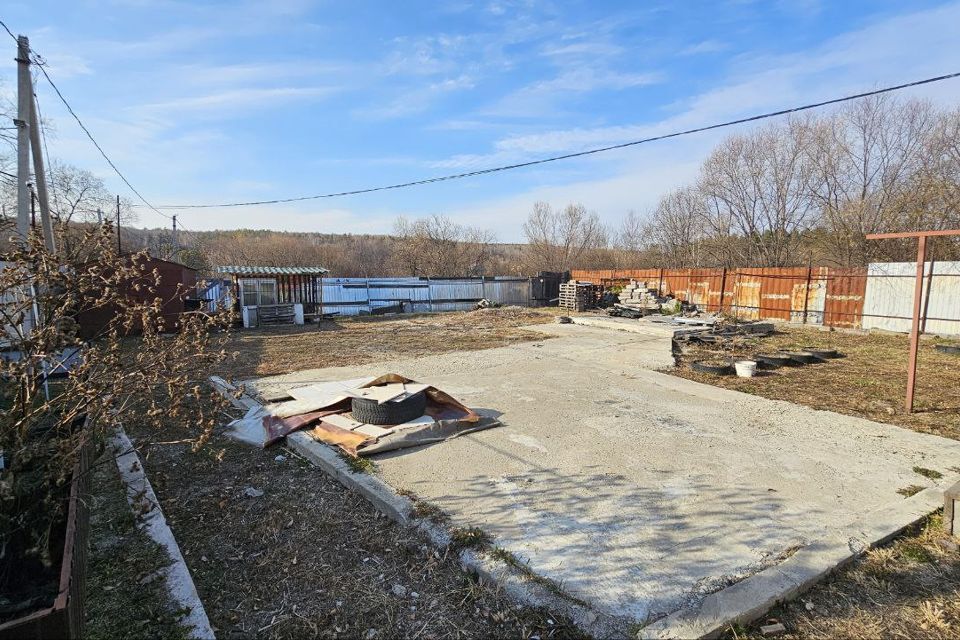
xmin=250 ymin=324 xmax=960 ymax=632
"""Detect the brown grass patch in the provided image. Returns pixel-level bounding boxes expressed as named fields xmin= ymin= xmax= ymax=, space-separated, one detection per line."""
xmin=219 ymin=307 xmax=557 ymax=379
xmin=673 ymin=326 xmax=960 ymax=440
xmin=725 ymin=514 xmax=960 ymax=640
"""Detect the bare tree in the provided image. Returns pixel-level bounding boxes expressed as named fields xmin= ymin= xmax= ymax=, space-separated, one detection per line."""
xmin=522 ymin=202 xmax=607 ymax=272
xmin=392 ymin=214 xmax=496 ymax=276
xmin=699 ymin=117 xmax=817 ymax=267
xmin=642 ymin=187 xmax=712 ymax=267
xmin=808 ymin=96 xmax=938 ymax=265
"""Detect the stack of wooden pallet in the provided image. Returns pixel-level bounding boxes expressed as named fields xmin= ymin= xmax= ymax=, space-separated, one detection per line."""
xmin=559 ymin=280 xmax=594 ymax=311
xmin=617 ymin=280 xmax=660 ymax=310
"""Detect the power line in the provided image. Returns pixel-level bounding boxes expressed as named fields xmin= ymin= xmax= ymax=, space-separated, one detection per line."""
xmin=0 ymin=19 xmax=173 ymax=221
xmin=28 ymin=55 xmax=173 ymax=221
xmin=149 ymin=70 xmax=960 ymax=210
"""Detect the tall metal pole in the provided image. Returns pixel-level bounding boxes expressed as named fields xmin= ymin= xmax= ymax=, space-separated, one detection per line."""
xmin=15 ymin=36 xmax=32 ymax=242
xmin=905 ymin=236 xmax=927 ymax=414
xmin=28 ymin=71 xmax=55 ymax=253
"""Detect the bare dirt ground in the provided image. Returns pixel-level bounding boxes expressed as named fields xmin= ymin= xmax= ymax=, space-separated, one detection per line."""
xmin=672 ymin=325 xmax=960 ymax=440
xmin=127 ymin=309 xmax=584 ymax=640
xmin=221 ymin=307 xmax=557 ymax=379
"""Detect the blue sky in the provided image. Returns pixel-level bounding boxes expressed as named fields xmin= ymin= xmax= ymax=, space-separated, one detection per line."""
xmin=2 ymin=0 xmax=960 ymax=240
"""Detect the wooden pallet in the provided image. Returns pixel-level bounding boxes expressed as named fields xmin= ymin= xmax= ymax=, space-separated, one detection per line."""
xmin=258 ymin=304 xmax=296 ymax=325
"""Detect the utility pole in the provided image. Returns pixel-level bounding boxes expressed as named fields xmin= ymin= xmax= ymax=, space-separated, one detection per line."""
xmin=27 ymin=63 xmax=55 ymax=253
xmin=15 ymin=36 xmax=31 ymax=242
xmin=30 ymin=184 xmax=36 ymax=227
xmin=172 ymin=214 xmax=178 ymax=258
xmin=116 ymin=194 xmax=122 ymax=253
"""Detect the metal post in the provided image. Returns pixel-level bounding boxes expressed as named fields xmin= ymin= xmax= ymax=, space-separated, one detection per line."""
xmin=30 ymin=185 xmax=36 ymax=227
xmin=801 ymin=257 xmax=813 ymax=324
xmin=718 ymin=267 xmax=727 ymax=313
xmin=15 ymin=36 xmax=31 ymax=243
xmin=905 ymin=236 xmax=927 ymax=413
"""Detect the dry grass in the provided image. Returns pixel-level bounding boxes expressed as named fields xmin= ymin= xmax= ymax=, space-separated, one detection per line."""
xmin=220 ymin=307 xmax=558 ymax=379
xmin=132 ymin=427 xmax=587 ymax=639
xmin=673 ymin=326 xmax=960 ymax=440
xmin=725 ymin=514 xmax=960 ymax=640
xmin=85 ymin=453 xmax=191 ymax=640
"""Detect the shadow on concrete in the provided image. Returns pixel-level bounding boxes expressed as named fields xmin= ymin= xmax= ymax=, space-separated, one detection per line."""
xmin=409 ymin=434 xmax=828 ymax=622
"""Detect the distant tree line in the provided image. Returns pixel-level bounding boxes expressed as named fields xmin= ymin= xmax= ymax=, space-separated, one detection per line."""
xmin=4 ymin=95 xmax=958 ymax=276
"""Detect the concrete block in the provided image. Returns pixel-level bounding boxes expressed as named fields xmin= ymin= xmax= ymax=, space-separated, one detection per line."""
xmin=946 ymin=480 xmax=960 ymax=536
xmin=760 ymin=622 xmax=786 ymax=636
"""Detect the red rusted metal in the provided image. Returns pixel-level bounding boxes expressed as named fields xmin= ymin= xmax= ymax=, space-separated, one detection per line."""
xmin=903 ymin=236 xmax=928 ymax=412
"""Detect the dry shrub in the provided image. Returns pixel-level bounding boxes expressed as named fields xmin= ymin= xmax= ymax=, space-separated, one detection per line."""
xmin=0 ymin=225 xmax=231 ymax=609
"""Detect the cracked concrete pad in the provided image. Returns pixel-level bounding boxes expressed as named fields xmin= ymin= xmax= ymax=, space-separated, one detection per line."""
xmin=251 ymin=323 xmax=960 ymax=628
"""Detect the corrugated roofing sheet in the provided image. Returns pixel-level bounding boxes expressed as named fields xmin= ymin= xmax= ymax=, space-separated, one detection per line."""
xmin=216 ymin=265 xmax=329 ymax=276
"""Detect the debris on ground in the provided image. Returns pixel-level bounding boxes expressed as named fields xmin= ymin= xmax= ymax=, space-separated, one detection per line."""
xmin=227 ymin=374 xmax=500 ymax=457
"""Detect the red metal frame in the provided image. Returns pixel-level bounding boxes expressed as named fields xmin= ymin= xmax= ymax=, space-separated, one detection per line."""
xmin=865 ymin=229 xmax=960 ymax=412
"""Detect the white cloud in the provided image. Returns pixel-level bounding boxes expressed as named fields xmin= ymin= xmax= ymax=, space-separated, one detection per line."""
xmin=680 ymin=39 xmax=729 ymax=56
xmin=135 ymin=86 xmax=337 ymax=116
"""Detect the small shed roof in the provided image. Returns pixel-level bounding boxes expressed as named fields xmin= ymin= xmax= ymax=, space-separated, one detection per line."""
xmin=216 ymin=265 xmax=329 ymax=276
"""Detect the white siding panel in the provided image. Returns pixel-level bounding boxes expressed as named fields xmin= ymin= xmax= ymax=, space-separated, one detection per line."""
xmin=862 ymin=261 xmax=960 ymax=336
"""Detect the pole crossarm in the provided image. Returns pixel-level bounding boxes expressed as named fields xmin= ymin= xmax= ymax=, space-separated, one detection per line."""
xmin=866 ymin=229 xmax=960 ymax=240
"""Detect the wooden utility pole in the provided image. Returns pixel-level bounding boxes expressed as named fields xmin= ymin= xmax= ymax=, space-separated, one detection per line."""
xmin=866 ymin=228 xmax=960 ymax=412
xmin=15 ymin=36 xmax=31 ymax=242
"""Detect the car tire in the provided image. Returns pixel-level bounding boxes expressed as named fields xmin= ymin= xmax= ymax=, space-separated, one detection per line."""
xmin=691 ymin=359 xmax=734 ymax=375
xmin=802 ymin=346 xmax=840 ymax=358
xmin=754 ymin=353 xmax=791 ymax=369
xmin=351 ymin=392 xmax=427 ymax=426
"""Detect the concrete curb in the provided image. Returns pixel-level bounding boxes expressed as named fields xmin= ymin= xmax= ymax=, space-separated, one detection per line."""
xmin=286 ymin=431 xmax=631 ymax=639
xmin=112 ymin=429 xmax=215 ymax=640
xmin=639 ymin=485 xmax=948 ymax=639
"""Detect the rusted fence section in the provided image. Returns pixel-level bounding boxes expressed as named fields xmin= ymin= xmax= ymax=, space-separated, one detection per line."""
xmin=571 ymin=267 xmax=868 ymax=328
xmin=0 ymin=433 xmax=93 ymax=640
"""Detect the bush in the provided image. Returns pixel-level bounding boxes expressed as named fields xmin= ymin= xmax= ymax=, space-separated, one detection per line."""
xmin=0 ymin=225 xmax=231 ymax=611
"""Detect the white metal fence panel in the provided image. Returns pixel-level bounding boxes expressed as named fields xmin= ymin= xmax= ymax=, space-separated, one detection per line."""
xmin=317 ymin=277 xmax=532 ymax=316
xmin=862 ymin=261 xmax=960 ymax=336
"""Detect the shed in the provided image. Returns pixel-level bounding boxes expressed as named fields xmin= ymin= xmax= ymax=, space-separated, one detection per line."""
xmin=76 ymin=255 xmax=198 ymax=339
xmin=215 ymin=265 xmax=329 ymax=326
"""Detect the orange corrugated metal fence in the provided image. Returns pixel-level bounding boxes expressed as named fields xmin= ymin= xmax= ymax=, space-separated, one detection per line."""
xmin=571 ymin=267 xmax=867 ymax=328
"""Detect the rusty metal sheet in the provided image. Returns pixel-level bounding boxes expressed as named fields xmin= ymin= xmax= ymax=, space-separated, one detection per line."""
xmin=824 ymin=268 xmax=867 ymax=328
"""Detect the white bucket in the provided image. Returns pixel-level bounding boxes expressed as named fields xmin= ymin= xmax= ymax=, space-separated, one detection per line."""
xmin=734 ymin=360 xmax=758 ymax=378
